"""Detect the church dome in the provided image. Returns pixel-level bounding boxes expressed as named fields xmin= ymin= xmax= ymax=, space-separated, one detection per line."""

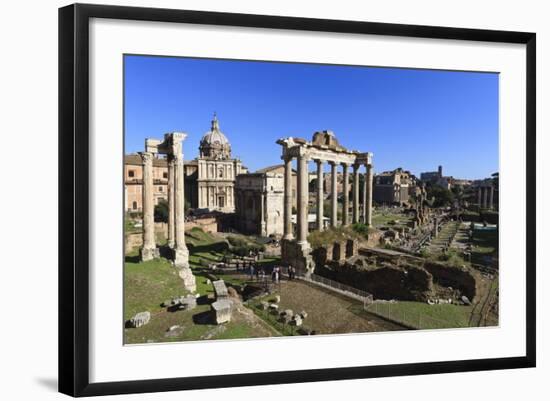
xmin=199 ymin=114 xmax=232 ymax=160
xmin=201 ymin=114 xmax=229 ymax=146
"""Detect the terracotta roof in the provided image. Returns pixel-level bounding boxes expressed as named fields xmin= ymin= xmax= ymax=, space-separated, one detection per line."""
xmin=255 ymin=164 xmax=297 ymax=174
xmin=125 ymin=154 xmax=197 ymax=166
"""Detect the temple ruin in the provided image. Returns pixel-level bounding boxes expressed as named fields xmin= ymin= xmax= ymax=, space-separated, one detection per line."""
xmin=138 ymin=132 xmax=196 ymax=291
xmin=277 ymin=130 xmax=373 ymax=277
xmin=477 ymin=183 xmax=495 ymax=210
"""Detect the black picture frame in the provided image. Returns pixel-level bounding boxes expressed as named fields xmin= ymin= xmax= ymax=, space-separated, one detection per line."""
xmin=59 ymin=3 xmax=536 ymax=397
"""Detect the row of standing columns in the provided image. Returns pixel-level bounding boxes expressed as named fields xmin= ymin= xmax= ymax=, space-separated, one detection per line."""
xmin=139 ymin=140 xmax=188 ymax=268
xmin=283 ymin=155 xmax=373 ymax=244
xmin=477 ymin=186 xmax=494 ymax=210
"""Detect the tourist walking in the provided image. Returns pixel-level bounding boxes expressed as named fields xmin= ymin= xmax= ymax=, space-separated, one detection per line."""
xmin=249 ymin=264 xmax=255 ymax=280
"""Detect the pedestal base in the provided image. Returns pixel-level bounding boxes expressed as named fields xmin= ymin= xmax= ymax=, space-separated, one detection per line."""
xmin=281 ymin=239 xmax=315 ymax=278
xmin=173 ymin=247 xmax=189 ymax=268
xmin=178 ymin=267 xmax=197 ymax=292
xmin=140 ymin=246 xmax=159 ymax=262
xmin=173 ymin=247 xmax=196 ymax=291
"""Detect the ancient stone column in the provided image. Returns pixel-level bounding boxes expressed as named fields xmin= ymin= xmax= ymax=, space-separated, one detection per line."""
xmin=283 ymin=156 xmax=294 ymax=240
xmin=139 ymin=152 xmax=158 ymax=261
xmin=316 ymin=159 xmax=324 ymax=231
xmin=482 ymin=186 xmax=488 ymax=209
xmin=167 ymin=155 xmax=175 ymax=248
xmin=352 ymin=164 xmax=360 ymax=224
xmin=489 ymin=185 xmax=494 ymax=210
xmin=330 ymin=162 xmax=338 ymax=227
xmin=362 ymin=169 xmax=368 ymax=223
xmin=342 ymin=163 xmax=350 ymax=226
xmin=297 ymin=150 xmax=309 ymax=247
xmin=173 ymin=150 xmax=188 ymax=267
xmin=477 ymin=187 xmax=482 ymax=207
xmin=260 ymin=192 xmax=266 ymax=236
xmin=173 ymin=137 xmax=196 ymax=292
xmin=365 ymin=164 xmax=373 ymax=227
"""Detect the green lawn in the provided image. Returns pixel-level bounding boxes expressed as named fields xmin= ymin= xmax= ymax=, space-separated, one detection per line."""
xmin=365 ymin=301 xmax=474 ymax=330
xmin=371 ymin=210 xmax=413 ymax=229
xmin=471 ymin=229 xmax=498 ymax=266
xmin=124 ymin=227 xmax=280 ymax=344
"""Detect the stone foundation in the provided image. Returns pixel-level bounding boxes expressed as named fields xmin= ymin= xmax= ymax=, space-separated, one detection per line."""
xmin=140 ymin=246 xmax=159 ymax=262
xmin=178 ymin=267 xmax=196 ymax=292
xmin=313 ymin=245 xmax=481 ymax=302
xmin=281 ymin=239 xmax=315 ymax=277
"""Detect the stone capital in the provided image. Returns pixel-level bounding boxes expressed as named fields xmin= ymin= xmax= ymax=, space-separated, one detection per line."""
xmin=139 ymin=151 xmax=154 ymax=165
xmin=281 ymin=154 xmax=293 ymax=163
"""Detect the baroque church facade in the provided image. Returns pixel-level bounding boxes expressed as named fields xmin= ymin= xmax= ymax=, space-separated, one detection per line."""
xmin=196 ymin=114 xmax=246 ymax=212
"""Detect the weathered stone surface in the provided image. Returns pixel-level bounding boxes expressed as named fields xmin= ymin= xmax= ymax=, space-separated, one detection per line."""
xmin=268 ymin=303 xmax=279 ymax=311
xmin=212 ymin=299 xmax=233 ymax=324
xmin=227 ymin=286 xmax=240 ymax=299
xmin=165 ymin=325 xmax=184 ymax=338
xmin=280 ymin=309 xmax=294 ymax=323
xmin=260 ymin=301 xmax=269 ymax=310
xmin=178 ymin=267 xmax=196 ymax=292
xmin=128 ymin=311 xmax=151 ymax=328
xmin=461 ymin=295 xmax=471 ymax=305
xmin=292 ymin=315 xmax=303 ymax=326
xmin=179 ymin=295 xmax=197 ymax=310
xmin=299 ymin=310 xmax=308 ymax=319
xmin=213 ymin=280 xmax=229 ymax=299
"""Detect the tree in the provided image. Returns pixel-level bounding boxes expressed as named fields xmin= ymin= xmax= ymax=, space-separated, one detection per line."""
xmin=154 ymin=199 xmax=169 ymax=222
xmin=427 ymin=186 xmax=454 ymax=208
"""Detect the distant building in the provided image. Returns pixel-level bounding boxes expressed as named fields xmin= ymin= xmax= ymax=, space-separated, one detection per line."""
xmin=420 ymin=165 xmax=443 ymax=182
xmin=420 ymin=165 xmax=461 ymax=190
xmin=234 ymin=171 xmax=285 ymax=237
xmin=125 ymin=154 xmax=168 ymax=212
xmin=373 ymin=167 xmax=418 ymax=205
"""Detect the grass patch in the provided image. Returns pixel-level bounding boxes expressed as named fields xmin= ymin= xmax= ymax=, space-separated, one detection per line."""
xmin=308 ymin=226 xmax=362 ymax=248
xmin=371 ymin=210 xmax=413 ymax=228
xmin=471 ymin=229 xmax=498 ymax=266
xmin=365 ymin=301 xmax=474 ymax=329
xmin=124 ymin=227 xmax=283 ymax=344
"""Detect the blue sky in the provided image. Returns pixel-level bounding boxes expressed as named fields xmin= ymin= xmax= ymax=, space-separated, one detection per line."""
xmin=124 ymin=55 xmax=499 ymax=179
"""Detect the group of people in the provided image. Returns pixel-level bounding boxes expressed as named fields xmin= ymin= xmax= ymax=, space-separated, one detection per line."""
xmin=246 ymin=264 xmax=297 ymax=283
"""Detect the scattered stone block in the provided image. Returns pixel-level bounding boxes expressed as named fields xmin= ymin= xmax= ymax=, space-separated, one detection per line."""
xmin=299 ymin=310 xmax=308 ymax=319
xmin=292 ymin=315 xmax=303 ymax=327
xmin=461 ymin=295 xmax=471 ymax=305
xmin=128 ymin=311 xmax=150 ymax=328
xmin=260 ymin=301 xmax=269 ymax=310
xmin=268 ymin=303 xmax=279 ymax=311
xmin=227 ymin=286 xmax=240 ymax=299
xmin=213 ymin=280 xmax=229 ymax=300
xmin=179 ymin=295 xmax=197 ymax=310
xmin=212 ymin=299 xmax=233 ymax=324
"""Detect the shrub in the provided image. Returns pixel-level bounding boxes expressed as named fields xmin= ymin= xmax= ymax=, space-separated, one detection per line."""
xmin=227 ymin=236 xmax=247 ymax=247
xmin=351 ymin=223 xmax=370 ymax=238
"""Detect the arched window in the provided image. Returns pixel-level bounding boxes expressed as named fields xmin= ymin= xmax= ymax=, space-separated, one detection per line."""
xmin=132 ymin=201 xmax=137 ymax=210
